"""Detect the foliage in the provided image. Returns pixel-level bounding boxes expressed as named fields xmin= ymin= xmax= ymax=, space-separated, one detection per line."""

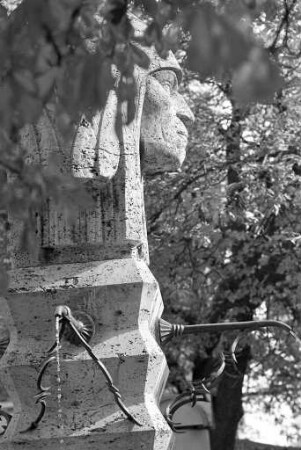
xmin=0 ymin=0 xmax=284 ymax=293
xmin=145 ymin=0 xmax=301 ymax=446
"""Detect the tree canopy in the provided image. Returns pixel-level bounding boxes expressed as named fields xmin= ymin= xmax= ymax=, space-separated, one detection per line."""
xmin=144 ymin=0 xmax=301 ymax=447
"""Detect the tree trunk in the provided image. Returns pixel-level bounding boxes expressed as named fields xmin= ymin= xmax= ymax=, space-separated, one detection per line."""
xmin=210 ymin=346 xmax=251 ymax=450
xmin=200 ymin=100 xmax=251 ymax=450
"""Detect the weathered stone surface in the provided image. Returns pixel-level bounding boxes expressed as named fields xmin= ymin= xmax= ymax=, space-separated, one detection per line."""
xmin=8 ymin=19 xmax=193 ymax=268
xmin=0 ymin=259 xmax=172 ymax=449
xmin=1 ymin=8 xmax=193 ymax=450
xmin=140 ymin=69 xmax=194 ymax=174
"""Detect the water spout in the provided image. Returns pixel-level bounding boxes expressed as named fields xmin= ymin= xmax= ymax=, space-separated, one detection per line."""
xmin=56 ymin=305 xmax=141 ymax=426
xmin=22 ymin=305 xmax=141 ymax=433
xmin=55 ymin=315 xmax=64 ymax=444
xmin=54 ymin=306 xmax=95 ymax=346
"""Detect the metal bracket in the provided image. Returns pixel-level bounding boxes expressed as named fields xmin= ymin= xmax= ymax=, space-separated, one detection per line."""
xmin=159 ymin=318 xmax=296 ymax=346
xmin=0 ymin=407 xmax=12 ymax=436
xmin=21 ymin=305 xmax=141 ymax=433
xmin=165 ymin=385 xmax=212 ymax=433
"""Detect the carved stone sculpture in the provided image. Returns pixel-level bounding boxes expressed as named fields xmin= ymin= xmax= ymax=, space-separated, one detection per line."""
xmin=141 ymin=68 xmax=194 ymax=173
xmin=0 ymin=12 xmax=193 ymax=450
xmin=9 ymin=26 xmax=193 ymax=267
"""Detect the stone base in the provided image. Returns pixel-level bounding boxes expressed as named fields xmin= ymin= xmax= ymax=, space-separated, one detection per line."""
xmin=0 ymin=258 xmax=172 ymax=449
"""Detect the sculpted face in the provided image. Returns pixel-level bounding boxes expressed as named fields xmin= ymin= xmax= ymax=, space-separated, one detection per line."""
xmin=140 ymin=69 xmax=194 ymax=174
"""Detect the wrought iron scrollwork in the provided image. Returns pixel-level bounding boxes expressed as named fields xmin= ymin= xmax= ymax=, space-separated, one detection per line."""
xmin=159 ymin=317 xmax=298 ymax=432
xmin=159 ymin=318 xmax=296 ymax=346
xmin=57 ymin=306 xmax=141 ymax=426
xmin=0 ymin=407 xmax=12 ymax=436
xmin=165 ymin=383 xmax=212 ymax=433
xmin=22 ymin=305 xmax=141 ymax=433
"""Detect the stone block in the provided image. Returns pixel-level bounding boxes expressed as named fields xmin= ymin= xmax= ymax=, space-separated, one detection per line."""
xmin=0 ymin=258 xmax=172 ymax=449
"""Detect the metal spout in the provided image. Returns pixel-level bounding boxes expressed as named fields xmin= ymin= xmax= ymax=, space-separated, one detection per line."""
xmin=23 ymin=305 xmax=141 ymax=433
xmin=54 ymin=305 xmax=95 ymax=346
xmin=54 ymin=305 xmax=70 ymax=318
xmin=159 ymin=318 xmax=296 ymax=345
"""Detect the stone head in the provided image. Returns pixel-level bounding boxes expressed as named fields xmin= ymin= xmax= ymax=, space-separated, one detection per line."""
xmin=71 ymin=14 xmax=194 ymax=180
xmin=129 ymin=14 xmax=194 ymax=175
xmin=12 ymin=14 xmax=194 ymax=264
xmin=140 ymin=66 xmax=194 ymax=174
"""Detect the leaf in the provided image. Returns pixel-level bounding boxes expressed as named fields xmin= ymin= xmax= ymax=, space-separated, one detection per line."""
xmin=232 ymin=47 xmax=283 ymax=103
xmin=17 ymin=93 xmax=43 ymax=125
xmin=133 ymin=0 xmax=158 ymax=18
xmin=227 ymin=0 xmax=278 ymax=20
xmin=117 ymin=74 xmax=133 ymax=101
xmin=95 ymin=57 xmax=114 ymax=110
xmin=0 ymin=82 xmax=12 ymax=130
xmin=35 ymin=42 xmax=58 ymax=74
xmin=60 ymin=53 xmax=113 ymax=119
xmin=48 ymin=0 xmax=82 ymax=32
xmin=13 ymin=69 xmax=36 ymax=95
xmin=110 ymin=13 xmax=134 ymax=42
xmin=0 ymin=4 xmax=8 ymax=32
xmin=117 ymin=75 xmax=137 ymax=124
xmin=144 ymin=21 xmax=162 ymax=47
xmin=36 ymin=67 xmax=58 ymax=99
xmin=103 ymin=0 xmax=127 ymax=25
xmin=131 ymin=44 xmax=150 ymax=69
xmin=256 ymin=0 xmax=278 ymax=20
xmin=185 ymin=5 xmax=251 ymax=80
xmin=125 ymin=94 xmax=136 ymax=125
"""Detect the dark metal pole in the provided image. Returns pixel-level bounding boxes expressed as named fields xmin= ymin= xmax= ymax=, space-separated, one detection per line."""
xmin=159 ymin=318 xmax=296 ymax=345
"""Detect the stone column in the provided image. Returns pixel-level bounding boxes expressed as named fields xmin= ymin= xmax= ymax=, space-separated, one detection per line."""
xmin=0 ymin=6 xmax=194 ymax=449
xmin=0 ymin=121 xmax=172 ymax=449
xmin=0 ymin=35 xmax=173 ymax=450
xmin=0 ymin=259 xmax=171 ymax=449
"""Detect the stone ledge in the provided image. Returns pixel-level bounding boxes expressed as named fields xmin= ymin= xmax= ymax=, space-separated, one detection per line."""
xmin=7 ymin=258 xmax=156 ymax=292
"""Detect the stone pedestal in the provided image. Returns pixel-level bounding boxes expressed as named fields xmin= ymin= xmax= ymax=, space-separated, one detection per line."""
xmin=0 ymin=258 xmax=173 ymax=449
xmin=0 ymin=5 xmax=194 ymax=449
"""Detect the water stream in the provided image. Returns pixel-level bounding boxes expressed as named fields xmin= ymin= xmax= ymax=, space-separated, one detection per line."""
xmin=55 ymin=316 xmax=64 ymax=445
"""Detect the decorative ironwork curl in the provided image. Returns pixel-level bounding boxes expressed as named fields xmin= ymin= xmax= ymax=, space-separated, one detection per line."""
xmin=20 ymin=353 xmax=56 ymax=432
xmin=165 ymin=384 xmax=212 ymax=433
xmin=22 ymin=305 xmax=141 ymax=432
xmin=61 ymin=307 xmax=141 ymax=426
xmin=0 ymin=407 xmax=12 ymax=436
xmin=160 ymin=318 xmax=298 ymax=433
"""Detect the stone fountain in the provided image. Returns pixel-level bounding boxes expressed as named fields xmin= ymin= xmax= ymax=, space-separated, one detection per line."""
xmin=0 ymin=8 xmax=194 ymax=450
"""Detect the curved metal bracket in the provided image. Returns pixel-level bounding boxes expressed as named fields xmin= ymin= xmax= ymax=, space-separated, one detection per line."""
xmin=22 ymin=305 xmax=141 ymax=432
xmin=165 ymin=386 xmax=212 ymax=433
xmin=63 ymin=311 xmax=141 ymax=426
xmin=54 ymin=305 xmax=95 ymax=346
xmin=159 ymin=318 xmax=296 ymax=346
xmin=0 ymin=407 xmax=12 ymax=436
xmin=159 ymin=317 xmax=297 ymax=397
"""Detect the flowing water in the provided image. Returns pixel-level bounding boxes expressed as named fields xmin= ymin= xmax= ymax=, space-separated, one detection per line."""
xmin=55 ymin=316 xmax=64 ymax=445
